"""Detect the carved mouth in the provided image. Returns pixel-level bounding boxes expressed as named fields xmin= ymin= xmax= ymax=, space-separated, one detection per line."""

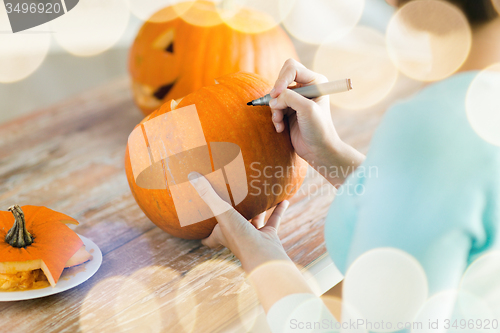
xmin=153 ymin=81 xmax=176 ymax=100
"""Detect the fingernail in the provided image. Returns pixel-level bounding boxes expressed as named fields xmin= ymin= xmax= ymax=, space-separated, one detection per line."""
xmin=275 ymin=123 xmax=280 ymax=131
xmin=188 ymin=172 xmax=200 ymax=184
xmin=270 ymin=88 xmax=275 ymax=95
xmin=272 ymin=112 xmax=277 ymax=121
xmin=269 ymin=98 xmax=277 ymax=107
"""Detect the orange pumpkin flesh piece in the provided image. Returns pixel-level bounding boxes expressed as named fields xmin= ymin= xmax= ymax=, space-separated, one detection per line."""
xmin=0 ymin=205 xmax=91 ymax=288
xmin=129 ymin=0 xmax=299 ymax=115
xmin=125 ymin=72 xmax=307 ymax=240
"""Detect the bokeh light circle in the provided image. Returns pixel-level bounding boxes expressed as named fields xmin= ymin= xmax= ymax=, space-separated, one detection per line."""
xmin=175 ymin=257 xmax=246 ymax=333
xmin=411 ymin=290 xmax=458 ymax=333
xmin=51 ymin=0 xmax=129 ymax=56
xmin=460 ymin=251 xmax=500 ymax=319
xmin=266 ymin=295 xmax=334 ymax=333
xmin=115 ymin=272 xmax=163 ymax=332
xmin=466 ymin=63 xmax=500 ymax=146
xmin=343 ymin=248 xmax=428 ymax=332
xmin=218 ymin=0 xmax=294 ymax=34
xmin=79 ymin=276 xmax=129 ymax=332
xmin=320 ymin=295 xmax=369 ymax=333
xmin=235 ymin=282 xmax=260 ymax=331
xmin=114 ymin=266 xmax=180 ymax=332
xmin=386 ymin=0 xmax=472 ymax=82
xmin=299 ymin=263 xmax=323 ymax=296
xmin=411 ymin=290 xmax=493 ymax=333
xmin=314 ymin=26 xmax=398 ymax=110
xmin=126 ymin=0 xmax=186 ymax=22
xmin=320 ymin=296 xmax=343 ymax=326
xmin=79 ymin=266 xmax=181 ymax=333
xmin=283 ymin=0 xmax=364 ymax=45
xmin=173 ymin=0 xmax=223 ymax=27
xmin=0 ymin=7 xmax=50 ymax=83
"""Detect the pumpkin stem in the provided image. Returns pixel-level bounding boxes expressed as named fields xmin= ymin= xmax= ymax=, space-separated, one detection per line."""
xmin=5 ymin=205 xmax=33 ymax=248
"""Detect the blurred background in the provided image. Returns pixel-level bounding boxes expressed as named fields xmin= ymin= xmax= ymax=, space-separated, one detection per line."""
xmin=4 ymin=0 xmax=497 ymax=131
xmin=0 ymin=0 xmax=398 ymax=124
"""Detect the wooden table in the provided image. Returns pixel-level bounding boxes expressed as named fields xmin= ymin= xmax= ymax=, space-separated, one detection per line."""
xmin=0 ymin=75 xmax=418 ymax=332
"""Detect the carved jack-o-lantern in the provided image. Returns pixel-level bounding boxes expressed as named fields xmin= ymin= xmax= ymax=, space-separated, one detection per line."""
xmin=129 ymin=1 xmax=299 ymax=115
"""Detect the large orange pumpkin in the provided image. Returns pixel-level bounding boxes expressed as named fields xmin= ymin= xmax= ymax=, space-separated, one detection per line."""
xmin=125 ymin=72 xmax=307 ymax=239
xmin=129 ymin=0 xmax=299 ymax=115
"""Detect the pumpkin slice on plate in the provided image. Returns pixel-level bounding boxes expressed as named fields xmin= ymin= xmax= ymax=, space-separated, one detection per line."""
xmin=0 ymin=205 xmax=92 ymax=291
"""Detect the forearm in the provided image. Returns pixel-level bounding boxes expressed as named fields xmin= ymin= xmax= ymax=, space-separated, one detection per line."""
xmin=236 ymin=236 xmax=314 ymax=313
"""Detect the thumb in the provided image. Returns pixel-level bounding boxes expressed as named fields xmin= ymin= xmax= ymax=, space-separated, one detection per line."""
xmin=188 ymin=172 xmax=232 ymax=216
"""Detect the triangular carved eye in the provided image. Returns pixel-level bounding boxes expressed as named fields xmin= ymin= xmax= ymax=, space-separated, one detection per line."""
xmin=165 ymin=42 xmax=174 ymax=53
xmin=153 ymin=81 xmax=176 ymax=100
xmin=153 ymin=29 xmax=175 ymax=53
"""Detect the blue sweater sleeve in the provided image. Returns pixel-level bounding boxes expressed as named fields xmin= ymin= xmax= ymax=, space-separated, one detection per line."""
xmin=324 ymin=72 xmax=500 ymax=295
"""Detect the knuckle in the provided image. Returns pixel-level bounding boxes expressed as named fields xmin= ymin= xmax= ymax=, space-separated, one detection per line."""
xmin=302 ymin=99 xmax=317 ymax=113
xmin=284 ymin=58 xmax=296 ymax=67
xmin=225 ymin=208 xmax=241 ymax=221
xmin=276 ymin=77 xmax=288 ymax=86
xmin=282 ymin=89 xmax=293 ymax=97
xmin=317 ymin=74 xmax=328 ymax=83
xmin=197 ymin=184 xmax=211 ymax=198
xmin=278 ymin=91 xmax=290 ymax=104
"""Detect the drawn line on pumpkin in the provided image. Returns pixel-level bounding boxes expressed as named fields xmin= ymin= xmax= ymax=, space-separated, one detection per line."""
xmin=140 ymin=124 xmax=153 ymax=165
xmin=160 ymin=159 xmax=172 ymax=197
xmin=128 ymin=105 xmax=249 ymax=227
xmin=160 ymin=140 xmax=167 ymax=160
xmin=221 ymin=167 xmax=236 ymax=207
xmin=164 ymin=157 xmax=176 ymax=186
xmin=160 ymin=139 xmax=176 ymax=187
xmin=206 ymin=136 xmax=216 ymax=172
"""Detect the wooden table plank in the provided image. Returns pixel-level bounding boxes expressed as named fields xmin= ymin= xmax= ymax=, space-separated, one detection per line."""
xmin=0 ymin=73 xmax=421 ymax=332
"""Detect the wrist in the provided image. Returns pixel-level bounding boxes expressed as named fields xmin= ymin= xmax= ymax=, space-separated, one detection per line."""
xmin=309 ymin=139 xmax=365 ymax=186
xmin=304 ymin=136 xmax=341 ymax=173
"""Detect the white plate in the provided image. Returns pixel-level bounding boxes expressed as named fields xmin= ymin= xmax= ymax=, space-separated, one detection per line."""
xmin=0 ymin=234 xmax=102 ymax=301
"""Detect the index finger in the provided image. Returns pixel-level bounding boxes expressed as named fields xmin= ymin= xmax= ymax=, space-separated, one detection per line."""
xmin=189 ymin=172 xmax=255 ymax=235
xmin=271 ymin=59 xmax=328 ymax=98
xmin=188 ymin=172 xmax=232 ymax=217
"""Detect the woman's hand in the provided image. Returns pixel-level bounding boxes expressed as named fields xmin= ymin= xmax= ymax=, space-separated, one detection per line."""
xmin=189 ymin=171 xmax=315 ymax=312
xmin=188 ymin=172 xmax=292 ymax=274
xmin=270 ymin=59 xmax=337 ymax=162
xmin=269 ymin=59 xmax=365 ymax=186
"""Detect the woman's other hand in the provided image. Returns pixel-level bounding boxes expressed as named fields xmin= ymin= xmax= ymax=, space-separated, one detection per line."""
xmin=188 ymin=171 xmax=314 ymax=312
xmin=188 ymin=171 xmax=291 ymax=273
